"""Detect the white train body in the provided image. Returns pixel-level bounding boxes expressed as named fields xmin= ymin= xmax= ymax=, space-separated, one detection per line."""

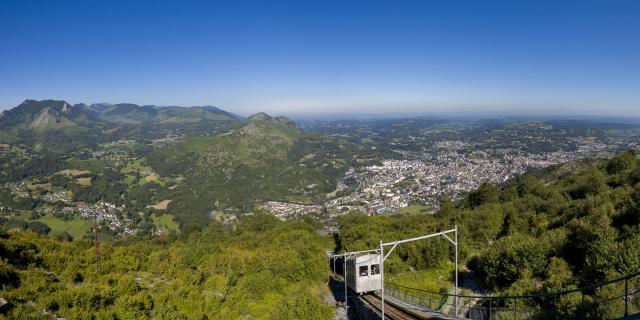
xmin=346 ymin=253 xmax=382 ymax=293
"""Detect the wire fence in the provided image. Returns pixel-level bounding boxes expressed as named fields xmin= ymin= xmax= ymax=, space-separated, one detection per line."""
xmin=385 ymin=271 xmax=640 ymax=319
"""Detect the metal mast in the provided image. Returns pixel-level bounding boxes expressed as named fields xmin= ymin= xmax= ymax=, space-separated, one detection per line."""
xmin=380 ymin=226 xmax=459 ymax=319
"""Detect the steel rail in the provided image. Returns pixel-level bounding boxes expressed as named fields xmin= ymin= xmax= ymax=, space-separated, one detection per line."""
xmin=361 ymin=293 xmax=424 ymax=320
xmin=336 ymin=274 xmax=448 ymax=320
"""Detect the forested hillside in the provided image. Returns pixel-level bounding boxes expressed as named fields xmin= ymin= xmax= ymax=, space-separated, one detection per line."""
xmin=2 ymin=150 xmax=640 ymax=318
xmin=146 ymin=115 xmax=396 ymax=224
xmin=337 ymin=151 xmax=640 ymax=315
xmin=0 ymin=214 xmax=333 ymax=319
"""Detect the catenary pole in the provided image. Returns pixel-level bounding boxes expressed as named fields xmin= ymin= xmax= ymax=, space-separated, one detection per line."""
xmin=455 ymin=225 xmax=458 ymax=316
xmin=379 ymin=227 xmax=458 ymax=318
xmin=344 ymin=252 xmax=348 ymax=312
xmin=380 ymin=240 xmax=385 ymax=320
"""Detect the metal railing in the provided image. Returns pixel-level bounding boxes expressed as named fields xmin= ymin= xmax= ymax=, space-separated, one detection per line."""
xmin=385 ymin=271 xmax=640 ymax=319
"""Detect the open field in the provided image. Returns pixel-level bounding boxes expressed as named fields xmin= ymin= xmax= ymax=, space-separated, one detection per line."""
xmin=76 ymin=177 xmax=92 ymax=186
xmin=399 ymin=204 xmax=433 ymax=215
xmin=121 ymin=159 xmax=166 ymax=185
xmin=143 ymin=175 xmax=159 ymax=183
xmin=148 ymin=199 xmax=172 ymax=210
xmin=123 ymin=158 xmax=153 ymax=174
xmin=12 ymin=211 xmax=32 ymax=220
xmin=151 ymin=213 xmax=179 ymax=231
xmin=57 ymin=169 xmax=92 ymax=177
xmin=36 ymin=214 xmax=93 ymax=240
xmin=27 ymin=183 xmax=51 ymax=190
xmin=67 ymin=158 xmax=113 ymax=172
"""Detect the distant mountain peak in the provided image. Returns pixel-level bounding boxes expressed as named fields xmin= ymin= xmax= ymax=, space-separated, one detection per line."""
xmin=0 ymin=99 xmax=98 ymax=130
xmin=19 ymin=99 xmax=68 ymax=109
xmin=247 ymin=112 xmax=273 ymax=121
xmin=274 ymin=115 xmax=293 ymax=123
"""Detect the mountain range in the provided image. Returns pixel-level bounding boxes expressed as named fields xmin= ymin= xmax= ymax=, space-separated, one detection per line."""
xmin=0 ymin=99 xmax=327 ymax=220
xmin=78 ymin=102 xmax=243 ymax=124
xmin=0 ymin=99 xmax=243 ymax=132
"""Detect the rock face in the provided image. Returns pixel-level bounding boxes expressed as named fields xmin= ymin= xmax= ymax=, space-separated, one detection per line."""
xmin=61 ymin=102 xmax=71 ymax=113
xmin=0 ymin=99 xmax=97 ymax=130
xmin=30 ymin=108 xmax=54 ymax=128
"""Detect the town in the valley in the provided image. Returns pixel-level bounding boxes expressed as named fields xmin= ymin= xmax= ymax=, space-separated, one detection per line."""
xmin=263 ymin=140 xmax=624 ymax=219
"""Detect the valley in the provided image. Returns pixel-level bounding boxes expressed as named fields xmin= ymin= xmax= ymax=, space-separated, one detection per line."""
xmin=2 ymin=2 xmax=638 ymax=318
xmin=1 ymin=100 xmax=640 ymax=319
xmin=1 ymin=100 xmax=639 ymax=240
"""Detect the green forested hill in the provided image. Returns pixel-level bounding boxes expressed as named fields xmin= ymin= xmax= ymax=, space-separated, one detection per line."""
xmin=84 ymin=103 xmax=241 ymax=124
xmin=0 ymin=99 xmax=243 ymax=151
xmin=147 ymin=114 xmax=403 ymax=225
xmin=0 ymin=100 xmax=401 ymax=230
xmin=337 ymin=151 xmax=640 ymax=308
xmin=2 ymin=149 xmax=640 ymax=318
xmin=147 ymin=116 xmax=349 ymax=223
xmin=0 ymin=214 xmax=333 ymax=319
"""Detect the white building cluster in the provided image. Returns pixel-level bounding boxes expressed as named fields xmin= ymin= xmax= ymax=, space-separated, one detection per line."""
xmin=335 ymin=142 xmax=612 ymax=213
xmin=78 ymin=202 xmax=135 ymax=234
xmin=261 ymin=201 xmax=322 ymax=220
xmin=264 ymin=141 xmax=617 ymax=218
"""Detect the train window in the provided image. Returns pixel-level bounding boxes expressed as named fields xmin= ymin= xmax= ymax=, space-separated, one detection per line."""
xmin=371 ymin=264 xmax=380 ymax=275
xmin=359 ymin=266 xmax=368 ymax=277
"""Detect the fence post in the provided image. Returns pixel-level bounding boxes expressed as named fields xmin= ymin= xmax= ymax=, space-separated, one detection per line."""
xmin=625 ymin=278 xmax=629 ymax=317
xmin=489 ymin=297 xmax=492 ymax=320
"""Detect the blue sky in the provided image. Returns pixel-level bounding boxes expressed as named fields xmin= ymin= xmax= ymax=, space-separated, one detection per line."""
xmin=0 ymin=0 xmax=638 ymax=117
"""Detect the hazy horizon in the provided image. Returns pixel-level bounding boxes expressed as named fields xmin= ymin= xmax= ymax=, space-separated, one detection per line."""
xmin=1 ymin=0 xmax=638 ymax=116
xmin=4 ymin=98 xmax=640 ymax=122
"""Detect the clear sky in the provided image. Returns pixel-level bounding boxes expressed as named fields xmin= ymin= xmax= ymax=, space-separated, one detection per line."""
xmin=0 ymin=0 xmax=638 ymax=117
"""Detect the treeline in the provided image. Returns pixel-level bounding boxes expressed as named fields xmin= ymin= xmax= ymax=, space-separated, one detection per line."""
xmin=0 ymin=154 xmax=66 ymax=183
xmin=0 ymin=214 xmax=333 ymax=319
xmin=460 ymin=151 xmax=640 ymax=290
xmin=144 ymin=132 xmax=407 ymax=226
xmin=12 ymin=127 xmax=109 ymax=154
xmin=146 ymin=134 xmax=351 ymax=224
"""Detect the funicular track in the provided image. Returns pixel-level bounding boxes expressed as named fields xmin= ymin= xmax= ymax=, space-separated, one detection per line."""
xmin=335 ymin=274 xmax=441 ymax=320
xmin=361 ymin=292 xmax=424 ymax=320
xmin=331 ymin=227 xmax=640 ymax=320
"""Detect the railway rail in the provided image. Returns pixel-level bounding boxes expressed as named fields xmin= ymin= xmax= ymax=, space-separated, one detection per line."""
xmin=331 ymin=244 xmax=640 ymax=319
xmin=361 ymin=292 xmax=427 ymax=320
xmin=335 ymin=274 xmax=446 ymax=320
